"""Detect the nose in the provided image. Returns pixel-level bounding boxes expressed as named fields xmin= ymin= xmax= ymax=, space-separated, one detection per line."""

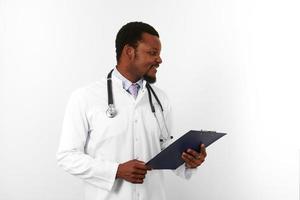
xmin=156 ymin=55 xmax=162 ymax=64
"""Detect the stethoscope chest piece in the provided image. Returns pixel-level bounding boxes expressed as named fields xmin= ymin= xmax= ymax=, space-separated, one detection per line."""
xmin=106 ymin=104 xmax=117 ymax=118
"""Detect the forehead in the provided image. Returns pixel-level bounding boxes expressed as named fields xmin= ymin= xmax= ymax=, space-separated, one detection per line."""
xmin=138 ymin=33 xmax=161 ymax=50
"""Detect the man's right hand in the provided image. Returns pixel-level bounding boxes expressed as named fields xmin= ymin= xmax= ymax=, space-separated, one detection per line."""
xmin=116 ymin=159 xmax=151 ymax=184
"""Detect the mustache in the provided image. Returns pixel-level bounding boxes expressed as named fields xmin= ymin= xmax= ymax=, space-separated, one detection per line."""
xmin=147 ymin=64 xmax=159 ymax=72
xmin=143 ymin=64 xmax=158 ymax=84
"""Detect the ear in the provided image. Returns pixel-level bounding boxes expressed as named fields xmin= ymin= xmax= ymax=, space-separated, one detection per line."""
xmin=124 ymin=44 xmax=135 ymax=61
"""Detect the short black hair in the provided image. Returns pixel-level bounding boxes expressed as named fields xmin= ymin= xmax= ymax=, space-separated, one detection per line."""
xmin=115 ymin=21 xmax=159 ymax=62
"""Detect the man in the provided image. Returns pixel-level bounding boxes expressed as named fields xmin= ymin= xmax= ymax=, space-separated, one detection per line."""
xmin=57 ymin=21 xmax=207 ymax=200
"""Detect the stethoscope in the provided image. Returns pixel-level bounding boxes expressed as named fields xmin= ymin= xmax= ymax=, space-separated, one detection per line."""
xmin=106 ymin=69 xmax=173 ymax=143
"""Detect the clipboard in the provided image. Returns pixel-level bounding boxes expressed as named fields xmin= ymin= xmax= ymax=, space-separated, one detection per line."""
xmin=146 ymin=130 xmax=226 ymax=169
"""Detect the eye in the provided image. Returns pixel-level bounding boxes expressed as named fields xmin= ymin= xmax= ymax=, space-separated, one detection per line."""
xmin=148 ymin=51 xmax=158 ymax=56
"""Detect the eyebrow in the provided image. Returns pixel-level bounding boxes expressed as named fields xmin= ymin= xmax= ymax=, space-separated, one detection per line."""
xmin=149 ymin=47 xmax=160 ymax=51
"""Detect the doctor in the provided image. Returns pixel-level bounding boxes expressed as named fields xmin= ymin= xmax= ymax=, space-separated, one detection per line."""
xmin=57 ymin=21 xmax=207 ymax=200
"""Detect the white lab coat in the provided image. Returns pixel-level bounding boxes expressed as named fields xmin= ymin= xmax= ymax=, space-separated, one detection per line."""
xmin=56 ymin=74 xmax=196 ymax=200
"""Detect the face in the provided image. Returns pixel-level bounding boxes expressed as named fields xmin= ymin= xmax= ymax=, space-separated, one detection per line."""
xmin=129 ymin=33 xmax=162 ymax=83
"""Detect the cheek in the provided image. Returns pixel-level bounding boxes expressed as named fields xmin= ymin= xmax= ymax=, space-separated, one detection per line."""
xmin=134 ymin=56 xmax=149 ymax=65
xmin=138 ymin=59 xmax=152 ymax=69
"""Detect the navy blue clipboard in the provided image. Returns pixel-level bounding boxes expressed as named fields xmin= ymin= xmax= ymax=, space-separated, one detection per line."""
xmin=146 ymin=130 xmax=226 ymax=170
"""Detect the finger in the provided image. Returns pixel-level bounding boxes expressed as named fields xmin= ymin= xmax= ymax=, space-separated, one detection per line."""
xmin=134 ymin=162 xmax=148 ymax=170
xmin=186 ymin=149 xmax=206 ymax=165
xmin=134 ymin=160 xmax=146 ymax=164
xmin=200 ymin=144 xmax=207 ymax=157
xmin=134 ymin=165 xmax=148 ymax=171
xmin=182 ymin=152 xmax=197 ymax=167
xmin=181 ymin=155 xmax=197 ymax=168
xmin=182 ymin=152 xmax=197 ymax=163
xmin=130 ymin=176 xmax=144 ymax=184
xmin=183 ymin=152 xmax=204 ymax=166
xmin=186 ymin=148 xmax=200 ymax=158
xmin=131 ymin=174 xmax=145 ymax=184
xmin=133 ymin=169 xmax=147 ymax=175
xmin=132 ymin=174 xmax=146 ymax=180
xmin=181 ymin=155 xmax=191 ymax=164
xmin=132 ymin=179 xmax=144 ymax=184
xmin=145 ymin=165 xmax=152 ymax=171
xmin=134 ymin=160 xmax=151 ymax=170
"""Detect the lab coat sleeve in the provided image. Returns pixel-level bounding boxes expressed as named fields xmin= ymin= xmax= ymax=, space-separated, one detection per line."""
xmin=161 ymin=94 xmax=198 ymax=180
xmin=56 ymin=89 xmax=119 ymax=191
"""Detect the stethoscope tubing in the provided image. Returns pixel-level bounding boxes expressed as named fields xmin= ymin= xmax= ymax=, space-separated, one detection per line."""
xmin=106 ymin=69 xmax=172 ymax=142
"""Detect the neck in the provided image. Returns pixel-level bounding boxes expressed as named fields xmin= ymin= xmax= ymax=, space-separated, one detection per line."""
xmin=116 ymin=64 xmax=140 ymax=83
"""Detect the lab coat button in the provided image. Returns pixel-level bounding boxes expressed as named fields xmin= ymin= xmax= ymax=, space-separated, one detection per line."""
xmin=134 ymin=119 xmax=138 ymax=123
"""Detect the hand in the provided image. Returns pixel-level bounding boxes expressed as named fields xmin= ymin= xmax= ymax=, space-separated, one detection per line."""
xmin=116 ymin=159 xmax=151 ymax=184
xmin=181 ymin=144 xmax=207 ymax=169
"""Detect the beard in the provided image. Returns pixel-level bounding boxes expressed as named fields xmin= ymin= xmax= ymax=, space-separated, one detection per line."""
xmin=143 ymin=74 xmax=156 ymax=84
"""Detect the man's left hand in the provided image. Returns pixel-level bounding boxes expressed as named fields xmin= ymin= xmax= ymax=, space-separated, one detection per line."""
xmin=181 ymin=144 xmax=207 ymax=168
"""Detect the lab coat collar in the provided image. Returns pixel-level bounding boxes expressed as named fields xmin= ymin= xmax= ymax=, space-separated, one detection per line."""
xmin=112 ymin=67 xmax=144 ymax=91
xmin=111 ymin=69 xmax=147 ymax=102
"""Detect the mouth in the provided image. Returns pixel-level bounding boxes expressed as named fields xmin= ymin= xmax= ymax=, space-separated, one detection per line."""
xmin=151 ymin=64 xmax=159 ymax=68
xmin=144 ymin=64 xmax=159 ymax=83
xmin=150 ymin=64 xmax=159 ymax=72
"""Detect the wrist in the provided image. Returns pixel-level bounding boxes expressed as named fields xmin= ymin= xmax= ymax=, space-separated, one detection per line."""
xmin=116 ymin=163 xmax=122 ymax=179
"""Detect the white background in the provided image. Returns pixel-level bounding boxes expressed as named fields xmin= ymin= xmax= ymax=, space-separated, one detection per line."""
xmin=1 ymin=0 xmax=299 ymax=199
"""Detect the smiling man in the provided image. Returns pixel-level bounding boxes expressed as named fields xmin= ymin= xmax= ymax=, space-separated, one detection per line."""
xmin=57 ymin=21 xmax=207 ymax=200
